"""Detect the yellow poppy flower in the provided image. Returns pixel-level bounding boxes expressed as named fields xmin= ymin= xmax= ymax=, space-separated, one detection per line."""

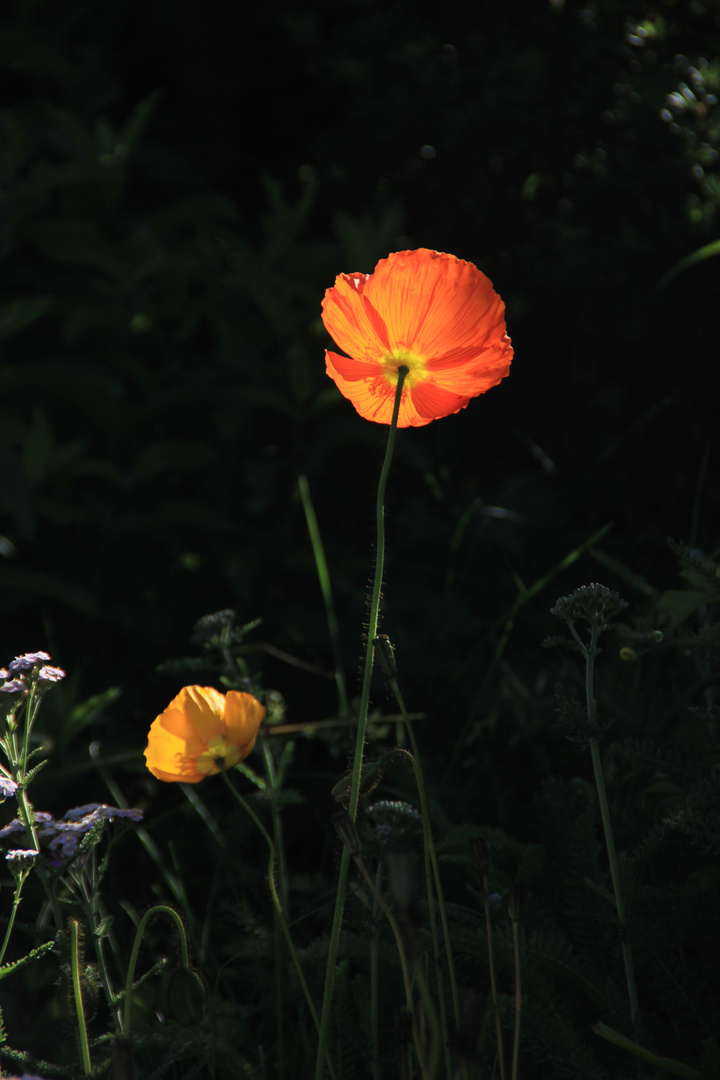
xmin=144 ymin=686 xmax=264 ymax=783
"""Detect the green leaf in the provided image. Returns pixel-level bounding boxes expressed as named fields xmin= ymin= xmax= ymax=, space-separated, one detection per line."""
xmin=658 ymin=239 xmax=720 ymax=291
xmin=0 ymin=940 xmax=55 ymax=981
xmin=592 ymin=1022 xmax=703 ymax=1079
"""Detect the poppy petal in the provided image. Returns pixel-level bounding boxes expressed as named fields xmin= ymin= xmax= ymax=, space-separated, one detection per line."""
xmin=163 ymin=686 xmax=226 ymax=742
xmin=321 ymin=273 xmax=391 ymax=363
xmin=144 ymin=717 xmax=204 ymax=781
xmin=361 ymin=250 xmax=497 ymax=357
xmin=223 ymin=691 xmax=265 ymax=756
xmin=409 ymin=381 xmax=471 ymax=420
xmin=325 ymin=354 xmax=432 ymax=427
xmin=152 ymin=708 xmax=205 ymax=758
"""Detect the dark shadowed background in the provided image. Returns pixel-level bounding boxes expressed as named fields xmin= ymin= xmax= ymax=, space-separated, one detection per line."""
xmin=1 ymin=0 xmax=720 ymax=1073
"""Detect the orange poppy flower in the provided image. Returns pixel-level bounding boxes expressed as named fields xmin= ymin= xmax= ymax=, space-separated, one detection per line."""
xmin=321 ymin=248 xmax=512 ymax=427
xmin=144 ymin=686 xmax=264 ymax=784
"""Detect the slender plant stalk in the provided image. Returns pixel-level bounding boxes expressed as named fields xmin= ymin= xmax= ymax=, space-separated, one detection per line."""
xmin=333 ymin=810 xmax=429 ymax=1080
xmin=583 ymin=626 xmax=639 ymax=1030
xmin=412 ymin=955 xmax=442 ymax=1080
xmin=10 ymin=718 xmax=64 ymax=930
xmin=298 ymin=473 xmax=350 ymax=718
xmin=72 ymin=845 xmax=124 ymax=1035
xmin=0 ymin=874 xmax=28 ymax=965
xmin=388 ymin=679 xmax=460 ymax=1080
xmin=262 ymin=739 xmax=288 ymax=1079
xmin=589 ymin=734 xmax=639 ymax=1026
xmin=351 ymin=851 xmax=425 ymax=1075
xmin=370 ymin=862 xmax=382 ymax=1080
xmin=123 ymin=903 xmax=189 ymax=1039
xmin=314 ymin=367 xmax=408 ymax=1080
xmin=508 ymin=884 xmax=523 ymax=1080
xmin=472 ymin=838 xmax=506 ymax=1080
xmin=221 ymin=770 xmax=338 ymax=1080
xmin=70 ymin=918 xmax=92 ymax=1075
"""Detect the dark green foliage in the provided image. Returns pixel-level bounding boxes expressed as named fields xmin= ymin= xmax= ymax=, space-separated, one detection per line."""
xmin=0 ymin=0 xmax=719 ymax=1076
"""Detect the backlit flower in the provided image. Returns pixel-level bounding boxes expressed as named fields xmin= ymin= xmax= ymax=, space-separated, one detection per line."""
xmin=144 ymin=686 xmax=264 ymax=784
xmin=321 ymin=248 xmax=512 ymax=427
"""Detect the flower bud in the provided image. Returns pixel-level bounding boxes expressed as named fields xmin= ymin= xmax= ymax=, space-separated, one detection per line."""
xmin=373 ymin=635 xmax=398 ymax=679
xmin=470 ymin=837 xmax=490 ymax=876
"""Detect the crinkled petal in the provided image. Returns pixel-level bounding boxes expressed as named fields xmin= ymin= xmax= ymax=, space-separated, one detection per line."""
xmin=362 ymin=250 xmax=506 ymax=362
xmin=322 ymin=249 xmax=512 ymax=426
xmin=321 ymin=273 xmax=391 ymax=363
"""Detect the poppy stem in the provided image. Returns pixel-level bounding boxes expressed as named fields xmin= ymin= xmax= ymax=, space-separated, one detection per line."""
xmin=314 ymin=367 xmax=408 ymax=1080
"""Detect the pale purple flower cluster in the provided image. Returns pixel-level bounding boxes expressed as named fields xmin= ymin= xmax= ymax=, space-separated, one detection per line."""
xmin=0 ymin=804 xmax=143 ymax=865
xmin=0 ymin=776 xmax=19 ymax=799
xmin=1 ymin=652 xmax=65 ymax=689
xmin=7 ymin=652 xmax=51 ymax=675
xmin=0 ymin=679 xmax=27 ymax=699
xmin=37 ymin=665 xmax=65 ymax=684
xmin=6 ymin=848 xmax=39 ymax=869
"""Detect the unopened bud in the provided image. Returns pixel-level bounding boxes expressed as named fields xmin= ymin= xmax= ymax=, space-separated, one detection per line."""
xmin=470 ymin=837 xmax=490 ymax=876
xmin=373 ymin=635 xmax=397 ymax=679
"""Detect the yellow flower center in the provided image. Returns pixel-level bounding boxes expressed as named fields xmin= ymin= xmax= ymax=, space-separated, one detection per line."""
xmin=194 ymin=735 xmax=242 ymax=776
xmin=379 ymin=348 xmax=429 ymax=388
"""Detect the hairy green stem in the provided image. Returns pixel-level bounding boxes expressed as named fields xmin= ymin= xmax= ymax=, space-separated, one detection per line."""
xmin=70 ymin=918 xmax=92 ymax=1075
xmin=314 ymin=368 xmax=408 ymax=1080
